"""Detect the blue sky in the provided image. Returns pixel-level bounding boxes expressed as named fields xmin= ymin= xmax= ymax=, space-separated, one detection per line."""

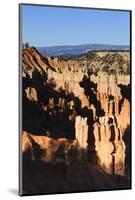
xmin=21 ymin=5 xmax=130 ymax=47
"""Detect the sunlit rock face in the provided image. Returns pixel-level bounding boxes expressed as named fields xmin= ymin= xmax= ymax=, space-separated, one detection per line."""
xmin=22 ymin=131 xmax=76 ymax=163
xmin=22 ymin=47 xmax=130 ymax=177
xmin=75 ymin=116 xmax=88 ymax=149
xmin=25 ymin=87 xmax=38 ymax=102
xmin=93 ymin=116 xmax=126 ymax=175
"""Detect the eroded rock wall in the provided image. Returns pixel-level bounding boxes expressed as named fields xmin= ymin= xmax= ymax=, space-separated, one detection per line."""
xmin=22 ymin=47 xmax=130 ymax=176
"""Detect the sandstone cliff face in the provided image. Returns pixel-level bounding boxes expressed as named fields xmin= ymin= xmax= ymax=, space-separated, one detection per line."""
xmin=22 ymin=47 xmax=130 ymax=177
xmin=93 ymin=116 xmax=126 ymax=175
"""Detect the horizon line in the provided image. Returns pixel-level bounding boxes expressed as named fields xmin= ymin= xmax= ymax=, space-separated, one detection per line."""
xmin=22 ymin=42 xmax=130 ymax=48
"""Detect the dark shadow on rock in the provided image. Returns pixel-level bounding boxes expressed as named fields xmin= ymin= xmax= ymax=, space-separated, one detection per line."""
xmin=122 ymin=125 xmax=131 ymax=178
xmin=79 ymin=75 xmax=105 ymax=116
xmin=118 ymin=84 xmax=130 ymax=113
xmin=118 ymin=84 xmax=130 ymax=102
xmin=22 ymin=148 xmax=131 ymax=195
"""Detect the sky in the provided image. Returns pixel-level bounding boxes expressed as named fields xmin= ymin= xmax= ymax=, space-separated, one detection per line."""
xmin=21 ymin=4 xmax=130 ymax=47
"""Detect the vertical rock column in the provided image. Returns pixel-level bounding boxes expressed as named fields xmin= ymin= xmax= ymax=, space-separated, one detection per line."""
xmin=113 ymin=125 xmax=126 ymax=175
xmin=99 ymin=119 xmax=114 ymax=174
xmin=75 ymin=116 xmax=88 ymax=161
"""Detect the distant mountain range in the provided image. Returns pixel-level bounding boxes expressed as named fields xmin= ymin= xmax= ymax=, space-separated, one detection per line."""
xmin=37 ymin=44 xmax=129 ymax=57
